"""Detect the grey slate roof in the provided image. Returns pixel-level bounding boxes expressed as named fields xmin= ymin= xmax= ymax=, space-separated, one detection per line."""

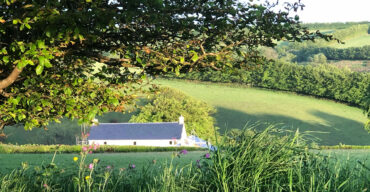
xmin=88 ymin=122 xmax=184 ymax=140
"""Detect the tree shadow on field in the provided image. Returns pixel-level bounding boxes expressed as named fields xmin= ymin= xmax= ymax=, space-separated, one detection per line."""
xmin=215 ymin=107 xmax=370 ymax=146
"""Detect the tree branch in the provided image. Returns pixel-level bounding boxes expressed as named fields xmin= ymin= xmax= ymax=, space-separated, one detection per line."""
xmin=0 ymin=66 xmax=23 ymax=93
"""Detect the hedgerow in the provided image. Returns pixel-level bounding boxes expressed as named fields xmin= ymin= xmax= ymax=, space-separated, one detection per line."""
xmin=0 ymin=144 xmax=203 ymax=154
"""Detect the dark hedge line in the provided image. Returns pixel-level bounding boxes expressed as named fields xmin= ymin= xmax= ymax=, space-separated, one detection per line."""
xmin=293 ymin=45 xmax=370 ymax=61
xmin=165 ymin=61 xmax=370 ymax=115
xmin=0 ymin=144 xmax=204 ymax=153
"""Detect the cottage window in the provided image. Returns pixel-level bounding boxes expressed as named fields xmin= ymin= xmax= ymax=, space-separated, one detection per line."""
xmin=169 ymin=141 xmax=173 ymax=145
xmin=133 ymin=141 xmax=136 ymax=145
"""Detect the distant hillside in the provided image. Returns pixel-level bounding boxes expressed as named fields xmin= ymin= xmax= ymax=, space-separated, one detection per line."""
xmin=285 ymin=24 xmax=370 ymax=48
xmin=302 ymin=21 xmax=370 ymax=31
xmin=273 ymin=22 xmax=370 ymax=72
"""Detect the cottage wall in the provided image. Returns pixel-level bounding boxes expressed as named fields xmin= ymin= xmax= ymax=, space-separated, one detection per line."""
xmin=88 ymin=139 xmax=180 ymax=146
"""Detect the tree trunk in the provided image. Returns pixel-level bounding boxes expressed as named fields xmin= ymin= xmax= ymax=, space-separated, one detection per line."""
xmin=0 ymin=66 xmax=23 ymax=97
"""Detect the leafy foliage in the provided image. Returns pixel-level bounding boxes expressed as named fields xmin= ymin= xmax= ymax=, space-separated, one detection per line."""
xmin=130 ymin=88 xmax=217 ymax=141
xmin=0 ymin=0 xmax=335 ymax=133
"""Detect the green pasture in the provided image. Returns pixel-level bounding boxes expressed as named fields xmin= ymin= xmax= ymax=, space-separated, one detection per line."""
xmin=157 ymin=79 xmax=370 ymax=146
xmin=0 ymin=149 xmax=368 ymax=179
xmin=330 ymin=33 xmax=370 ymax=48
xmin=0 ymin=151 xmax=205 ymax=175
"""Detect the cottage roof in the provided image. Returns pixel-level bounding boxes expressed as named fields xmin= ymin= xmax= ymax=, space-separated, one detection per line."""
xmin=88 ymin=122 xmax=184 ymax=140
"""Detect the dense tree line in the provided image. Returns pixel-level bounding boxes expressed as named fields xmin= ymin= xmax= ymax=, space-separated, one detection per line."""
xmin=165 ymin=62 xmax=370 ymax=118
xmin=293 ymin=45 xmax=370 ymax=61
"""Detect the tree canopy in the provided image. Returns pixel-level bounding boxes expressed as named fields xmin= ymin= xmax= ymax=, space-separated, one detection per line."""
xmin=130 ymin=87 xmax=218 ymax=141
xmin=0 ymin=0 xmax=335 ymax=132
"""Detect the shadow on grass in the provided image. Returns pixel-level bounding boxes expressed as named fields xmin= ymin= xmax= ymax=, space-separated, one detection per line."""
xmin=215 ymin=107 xmax=370 ymax=145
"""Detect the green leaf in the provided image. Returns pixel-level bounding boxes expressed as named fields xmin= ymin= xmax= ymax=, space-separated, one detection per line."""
xmin=18 ymin=113 xmax=26 ymax=121
xmin=216 ymin=54 xmax=221 ymax=61
xmin=38 ymin=56 xmax=45 ymax=66
xmin=26 ymin=60 xmax=34 ymax=66
xmin=2 ymin=56 xmax=9 ymax=63
xmin=37 ymin=40 xmax=45 ymax=49
xmin=1 ymin=48 xmax=7 ymax=54
xmin=191 ymin=53 xmax=198 ymax=62
xmin=90 ymin=92 xmax=96 ymax=98
xmin=109 ymin=98 xmax=119 ymax=106
xmin=25 ymin=23 xmax=31 ymax=29
xmin=102 ymin=106 xmax=109 ymax=112
xmin=36 ymin=65 xmax=44 ymax=75
xmin=9 ymin=112 xmax=16 ymax=119
xmin=180 ymin=57 xmax=185 ymax=63
xmin=64 ymin=87 xmax=72 ymax=96
xmin=136 ymin=57 xmax=142 ymax=64
xmin=10 ymin=96 xmax=21 ymax=105
xmin=44 ymin=60 xmax=52 ymax=68
xmin=36 ymin=106 xmax=43 ymax=111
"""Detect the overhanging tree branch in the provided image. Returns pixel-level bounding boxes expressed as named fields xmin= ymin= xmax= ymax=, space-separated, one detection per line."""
xmin=0 ymin=66 xmax=23 ymax=97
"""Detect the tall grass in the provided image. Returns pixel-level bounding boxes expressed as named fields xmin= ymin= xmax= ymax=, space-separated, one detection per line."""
xmin=1 ymin=126 xmax=369 ymax=191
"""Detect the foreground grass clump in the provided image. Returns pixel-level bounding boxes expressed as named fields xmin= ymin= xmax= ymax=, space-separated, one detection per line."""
xmin=1 ymin=127 xmax=369 ymax=191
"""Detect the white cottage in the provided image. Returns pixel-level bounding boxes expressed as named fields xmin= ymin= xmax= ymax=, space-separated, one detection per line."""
xmin=87 ymin=116 xmax=188 ymax=147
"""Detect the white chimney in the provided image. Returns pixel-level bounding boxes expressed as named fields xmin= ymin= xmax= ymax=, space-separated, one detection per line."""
xmin=179 ymin=115 xmax=185 ymax=125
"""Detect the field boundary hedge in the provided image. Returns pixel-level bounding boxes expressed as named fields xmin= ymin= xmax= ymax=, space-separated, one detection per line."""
xmin=293 ymin=45 xmax=370 ymax=61
xmin=0 ymin=144 xmax=205 ymax=154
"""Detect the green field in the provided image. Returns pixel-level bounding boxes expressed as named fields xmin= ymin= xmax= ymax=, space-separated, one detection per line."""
xmin=1 ymin=149 xmax=369 ymax=174
xmin=0 ymin=151 xmax=204 ymax=175
xmin=157 ymin=79 xmax=369 ymax=146
xmin=330 ymin=33 xmax=370 ymax=48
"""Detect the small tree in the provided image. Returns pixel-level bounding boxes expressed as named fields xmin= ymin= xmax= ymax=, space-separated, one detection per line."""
xmin=130 ymin=88 xmax=218 ymax=141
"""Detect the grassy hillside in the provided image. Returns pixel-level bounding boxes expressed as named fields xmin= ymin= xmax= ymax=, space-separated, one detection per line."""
xmin=302 ymin=22 xmax=370 ymax=48
xmin=157 ymin=79 xmax=369 ymax=146
xmin=334 ymin=33 xmax=370 ymax=48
